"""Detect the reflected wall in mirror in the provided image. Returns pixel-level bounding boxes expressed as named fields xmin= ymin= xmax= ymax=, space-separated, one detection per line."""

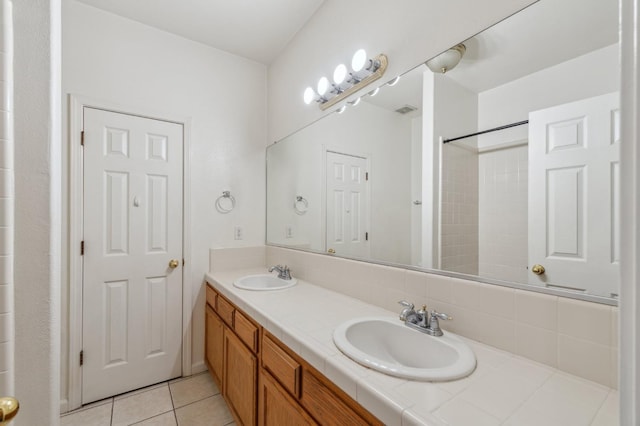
xmin=266 ymin=0 xmax=620 ymax=302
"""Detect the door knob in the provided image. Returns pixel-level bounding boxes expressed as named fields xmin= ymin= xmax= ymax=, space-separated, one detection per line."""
xmin=0 ymin=396 xmax=19 ymax=424
xmin=531 ymin=264 xmax=546 ymax=275
xmin=327 ymin=248 xmax=336 ymax=254
xmin=169 ymin=259 xmax=180 ymax=269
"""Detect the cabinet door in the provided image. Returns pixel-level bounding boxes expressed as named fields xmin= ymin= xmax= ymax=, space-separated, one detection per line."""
xmin=259 ymin=371 xmax=317 ymax=426
xmin=205 ymin=305 xmax=224 ymax=388
xmin=225 ymin=329 xmax=257 ymax=426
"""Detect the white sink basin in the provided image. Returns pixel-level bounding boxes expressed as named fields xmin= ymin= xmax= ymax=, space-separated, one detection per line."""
xmin=333 ymin=317 xmax=476 ymax=381
xmin=233 ymin=274 xmax=298 ymax=291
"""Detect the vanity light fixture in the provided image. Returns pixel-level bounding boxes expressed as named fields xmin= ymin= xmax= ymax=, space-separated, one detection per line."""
xmin=425 ymin=44 xmax=466 ymax=74
xmin=302 ymin=48 xmax=388 ymax=111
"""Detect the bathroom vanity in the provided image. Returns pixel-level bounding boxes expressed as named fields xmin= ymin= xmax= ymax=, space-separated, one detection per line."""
xmin=205 ymin=275 xmax=382 ymax=426
xmin=205 ymin=266 xmax=618 ymax=426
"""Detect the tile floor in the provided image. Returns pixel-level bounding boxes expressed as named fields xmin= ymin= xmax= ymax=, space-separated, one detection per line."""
xmin=60 ymin=371 xmax=236 ymax=426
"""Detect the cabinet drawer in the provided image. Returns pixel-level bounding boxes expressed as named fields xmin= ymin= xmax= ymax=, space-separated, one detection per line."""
xmin=206 ymin=284 xmax=217 ymax=309
xmin=235 ymin=310 xmax=259 ymax=353
xmin=217 ymin=295 xmax=235 ymax=327
xmin=262 ymin=334 xmax=301 ymax=398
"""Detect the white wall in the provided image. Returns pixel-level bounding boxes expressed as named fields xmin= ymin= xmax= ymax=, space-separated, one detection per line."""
xmin=267 ymin=101 xmax=414 ymax=264
xmin=433 ymin=75 xmax=479 ymax=274
xmin=267 ymin=0 xmax=537 ymax=144
xmin=0 ymin=0 xmax=13 ymax=399
xmin=477 ymin=44 xmax=619 ymax=148
xmin=14 ymin=0 xmax=62 ymax=424
xmin=61 ymin=0 xmax=267 ymax=407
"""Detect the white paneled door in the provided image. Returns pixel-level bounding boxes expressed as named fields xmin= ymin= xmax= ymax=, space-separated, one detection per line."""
xmin=82 ymin=108 xmax=183 ymax=404
xmin=528 ymin=92 xmax=620 ymax=296
xmin=325 ymin=151 xmax=370 ymax=258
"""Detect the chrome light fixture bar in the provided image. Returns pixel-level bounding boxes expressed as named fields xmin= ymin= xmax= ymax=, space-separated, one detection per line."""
xmin=304 ymin=49 xmax=389 ymax=111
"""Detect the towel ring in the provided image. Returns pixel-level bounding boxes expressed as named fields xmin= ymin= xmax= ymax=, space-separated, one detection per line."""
xmin=215 ymin=190 xmax=235 ymax=214
xmin=294 ymin=195 xmax=308 ymax=215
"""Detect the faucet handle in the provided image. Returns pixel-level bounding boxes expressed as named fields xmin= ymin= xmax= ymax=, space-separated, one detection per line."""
xmin=398 ymin=300 xmax=414 ymax=310
xmin=430 ymin=310 xmax=452 ymax=321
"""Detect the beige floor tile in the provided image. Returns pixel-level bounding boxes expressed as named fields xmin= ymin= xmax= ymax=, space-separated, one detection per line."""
xmin=114 ymin=382 xmax=169 ymax=400
xmin=169 ymin=372 xmax=220 ymax=408
xmin=133 ymin=411 xmax=177 ymax=425
xmin=175 ymin=395 xmax=233 ymax=426
xmin=112 ymin=385 xmax=174 ymax=426
xmin=60 ymin=402 xmax=112 ymax=426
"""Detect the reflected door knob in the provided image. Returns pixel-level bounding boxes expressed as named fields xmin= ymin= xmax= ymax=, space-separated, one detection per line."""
xmin=327 ymin=248 xmax=336 ymax=254
xmin=531 ymin=264 xmax=546 ymax=275
xmin=0 ymin=396 xmax=19 ymax=424
xmin=169 ymin=259 xmax=180 ymax=269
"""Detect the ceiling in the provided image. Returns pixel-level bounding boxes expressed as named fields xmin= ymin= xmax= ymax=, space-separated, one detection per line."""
xmin=364 ymin=0 xmax=618 ymax=114
xmin=75 ymin=0 xmax=326 ymax=64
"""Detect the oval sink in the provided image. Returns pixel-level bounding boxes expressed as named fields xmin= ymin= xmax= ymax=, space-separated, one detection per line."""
xmin=233 ymin=274 xmax=298 ymax=291
xmin=333 ymin=317 xmax=476 ymax=381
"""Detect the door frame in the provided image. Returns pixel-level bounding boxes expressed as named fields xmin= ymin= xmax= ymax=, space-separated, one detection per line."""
xmin=67 ymin=94 xmax=193 ymax=411
xmin=322 ymin=146 xmax=371 ymax=257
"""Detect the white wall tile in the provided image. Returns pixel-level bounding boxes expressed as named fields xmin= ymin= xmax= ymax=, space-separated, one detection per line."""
xmin=558 ymin=298 xmax=611 ymax=346
xmin=557 ymin=335 xmax=612 ymax=387
xmin=515 ymin=323 xmax=558 ymax=367
xmin=515 ymin=290 xmax=557 ymax=330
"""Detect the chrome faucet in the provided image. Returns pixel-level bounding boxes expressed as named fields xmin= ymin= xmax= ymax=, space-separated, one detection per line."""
xmin=268 ymin=264 xmax=292 ymax=280
xmin=397 ymin=300 xmax=452 ymax=337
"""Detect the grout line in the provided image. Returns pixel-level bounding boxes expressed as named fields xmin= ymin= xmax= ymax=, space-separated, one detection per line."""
xmin=128 ymin=410 xmax=175 ymax=425
xmin=110 ymin=397 xmax=114 ymax=426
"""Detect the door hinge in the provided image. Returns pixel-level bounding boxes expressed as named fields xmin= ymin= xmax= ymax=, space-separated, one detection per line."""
xmin=365 ymin=232 xmax=369 ymax=241
xmin=80 ymin=350 xmax=84 ymax=366
xmin=365 ymin=172 xmax=369 ymax=181
xmin=80 ymin=241 xmax=84 ymax=256
xmin=81 ymin=131 xmax=85 ymax=146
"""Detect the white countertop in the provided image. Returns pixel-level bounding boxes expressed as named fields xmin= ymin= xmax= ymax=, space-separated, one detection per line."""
xmin=206 ymin=269 xmax=618 ymax=426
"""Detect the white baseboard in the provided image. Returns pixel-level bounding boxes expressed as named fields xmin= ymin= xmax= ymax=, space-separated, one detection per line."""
xmin=191 ymin=361 xmax=207 ymax=375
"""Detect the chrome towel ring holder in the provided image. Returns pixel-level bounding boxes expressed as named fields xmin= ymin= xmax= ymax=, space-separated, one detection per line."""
xmin=294 ymin=195 xmax=308 ymax=215
xmin=215 ymin=190 xmax=235 ymax=214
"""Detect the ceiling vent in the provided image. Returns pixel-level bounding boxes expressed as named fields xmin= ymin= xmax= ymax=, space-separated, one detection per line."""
xmin=395 ymin=105 xmax=418 ymax=114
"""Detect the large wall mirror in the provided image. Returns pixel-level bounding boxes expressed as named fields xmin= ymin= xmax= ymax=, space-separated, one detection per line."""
xmin=267 ymin=0 xmax=619 ymax=304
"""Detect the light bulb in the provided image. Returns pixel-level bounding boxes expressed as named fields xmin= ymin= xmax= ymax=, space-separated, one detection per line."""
xmin=351 ymin=49 xmax=367 ymax=73
xmin=368 ymin=87 xmax=380 ymax=97
xmin=317 ymin=77 xmax=329 ymax=96
xmin=303 ymin=87 xmax=316 ymax=105
xmin=337 ymin=105 xmax=347 ymax=114
xmin=348 ymin=97 xmax=361 ymax=106
xmin=387 ymin=76 xmax=401 ymax=86
xmin=333 ymin=64 xmax=348 ymax=85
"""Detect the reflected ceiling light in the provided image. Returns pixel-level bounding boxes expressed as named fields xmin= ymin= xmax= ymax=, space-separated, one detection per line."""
xmin=302 ymin=49 xmax=388 ymax=111
xmin=387 ymin=76 xmax=401 ymax=86
xmin=337 ymin=105 xmax=347 ymax=114
xmin=425 ymin=44 xmax=466 ymax=74
xmin=348 ymin=97 xmax=361 ymax=107
xmin=368 ymin=87 xmax=380 ymax=97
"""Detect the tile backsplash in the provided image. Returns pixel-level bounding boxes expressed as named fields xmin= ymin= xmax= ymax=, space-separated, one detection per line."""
xmin=209 ymin=245 xmax=618 ymax=388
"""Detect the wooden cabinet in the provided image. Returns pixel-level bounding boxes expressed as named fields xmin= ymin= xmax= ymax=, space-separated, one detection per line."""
xmin=225 ymin=329 xmax=258 ymax=426
xmin=205 ymin=305 xmax=224 ymax=388
xmin=205 ymin=283 xmax=381 ymax=426
xmin=259 ymin=370 xmax=317 ymax=426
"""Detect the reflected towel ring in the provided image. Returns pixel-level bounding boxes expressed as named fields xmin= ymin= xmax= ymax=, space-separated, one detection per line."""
xmin=215 ymin=190 xmax=235 ymax=214
xmin=294 ymin=195 xmax=308 ymax=215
